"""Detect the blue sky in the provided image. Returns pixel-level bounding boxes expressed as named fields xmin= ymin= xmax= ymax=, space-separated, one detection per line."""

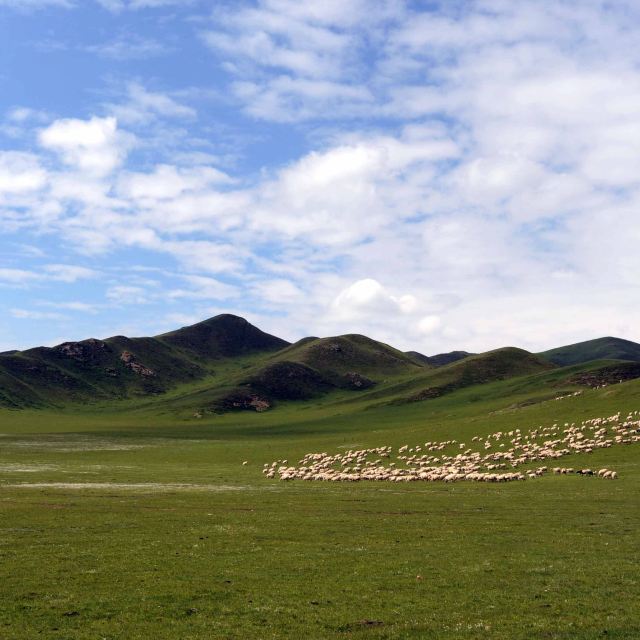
xmin=1 ymin=0 xmax=639 ymax=354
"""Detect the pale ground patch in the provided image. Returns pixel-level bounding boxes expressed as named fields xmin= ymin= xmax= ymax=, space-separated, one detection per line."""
xmin=1 ymin=435 xmax=164 ymax=452
xmin=0 ymin=482 xmax=275 ymax=492
xmin=0 ymin=463 xmax=59 ymax=473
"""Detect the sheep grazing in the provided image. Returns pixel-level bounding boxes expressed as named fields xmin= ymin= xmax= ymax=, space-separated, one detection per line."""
xmin=266 ymin=409 xmax=634 ymax=484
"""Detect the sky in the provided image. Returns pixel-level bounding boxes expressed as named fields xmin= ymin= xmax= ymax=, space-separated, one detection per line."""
xmin=1 ymin=0 xmax=639 ymax=355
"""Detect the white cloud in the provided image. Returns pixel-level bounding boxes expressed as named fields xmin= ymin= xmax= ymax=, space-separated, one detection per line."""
xmin=10 ymin=308 xmax=66 ymax=320
xmin=203 ymin=0 xmax=399 ymax=121
xmin=44 ymin=301 xmax=100 ymax=313
xmin=417 ymin=315 xmax=441 ymax=336
xmin=0 ymin=0 xmax=73 ymax=8
xmin=251 ymin=278 xmax=304 ymax=306
xmin=117 ymin=164 xmax=232 ymax=201
xmin=0 ymin=152 xmax=47 ymax=195
xmin=4 ymin=0 xmax=640 ymax=354
xmin=86 ymin=35 xmax=169 ymax=60
xmin=106 ymin=285 xmax=150 ymax=304
xmin=108 ymin=83 xmax=196 ymax=124
xmin=0 ymin=268 xmax=40 ymax=285
xmin=167 ymin=274 xmax=238 ymax=301
xmin=44 ymin=264 xmax=99 ymax=282
xmin=39 ymin=116 xmax=131 ymax=176
xmin=0 ymin=265 xmax=97 ymax=287
xmin=6 ymin=107 xmax=49 ymax=123
xmin=96 ymin=0 xmax=193 ymax=10
xmin=330 ymin=279 xmax=417 ymax=321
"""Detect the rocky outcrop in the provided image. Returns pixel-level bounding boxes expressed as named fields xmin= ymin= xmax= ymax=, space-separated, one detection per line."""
xmin=55 ymin=339 xmax=108 ymax=361
xmin=120 ymin=351 xmax=155 ymax=377
xmin=214 ymin=390 xmax=272 ymax=412
xmin=567 ymin=363 xmax=640 ymax=388
xmin=342 ymin=371 xmax=375 ymax=390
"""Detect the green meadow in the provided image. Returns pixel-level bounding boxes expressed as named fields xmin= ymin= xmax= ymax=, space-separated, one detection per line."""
xmin=1 ymin=375 xmax=639 ymax=639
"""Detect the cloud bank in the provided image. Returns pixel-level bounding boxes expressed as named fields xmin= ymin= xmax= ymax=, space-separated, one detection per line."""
xmin=1 ymin=0 xmax=640 ymax=353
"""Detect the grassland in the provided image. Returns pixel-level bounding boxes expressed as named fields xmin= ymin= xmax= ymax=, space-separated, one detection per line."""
xmin=1 ymin=373 xmax=640 ymax=639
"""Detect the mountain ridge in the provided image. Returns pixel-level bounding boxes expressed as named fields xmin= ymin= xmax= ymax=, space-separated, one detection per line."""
xmin=2 ymin=314 xmax=640 ymax=412
xmin=538 ymin=337 xmax=640 ymax=366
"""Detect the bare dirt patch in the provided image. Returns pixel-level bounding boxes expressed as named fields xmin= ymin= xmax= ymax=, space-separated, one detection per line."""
xmin=0 ymin=463 xmax=59 ymax=473
xmin=1 ymin=482 xmax=262 ymax=492
xmin=2 ymin=436 xmax=160 ymax=453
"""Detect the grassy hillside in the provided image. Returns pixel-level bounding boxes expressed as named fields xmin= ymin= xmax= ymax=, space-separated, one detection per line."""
xmin=4 ymin=318 xmax=640 ymax=421
xmin=378 ymin=347 xmax=555 ymax=406
xmin=274 ymin=334 xmax=422 ymax=378
xmin=0 ymin=315 xmax=287 ymax=409
xmin=186 ymin=334 xmax=425 ymax=413
xmin=406 ymin=350 xmax=473 ymax=367
xmin=540 ymin=336 xmax=640 ymax=366
xmin=157 ymin=314 xmax=289 ymax=359
xmin=1 ymin=369 xmax=639 ymax=638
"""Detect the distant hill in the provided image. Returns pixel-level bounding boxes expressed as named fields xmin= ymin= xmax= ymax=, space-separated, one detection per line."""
xmin=278 ymin=334 xmax=422 ymax=378
xmin=406 ymin=350 xmax=474 ymax=367
xmin=0 ymin=314 xmax=288 ymax=408
xmin=158 ymin=314 xmax=288 ymax=359
xmin=539 ymin=337 xmax=640 ymax=366
xmin=4 ymin=318 xmax=640 ymax=414
xmin=392 ymin=347 xmax=555 ymax=405
xmin=213 ymin=334 xmax=423 ymax=411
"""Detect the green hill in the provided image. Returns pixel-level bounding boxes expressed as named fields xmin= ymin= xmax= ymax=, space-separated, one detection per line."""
xmin=539 ymin=336 xmax=640 ymax=366
xmin=0 ymin=314 xmax=288 ymax=409
xmin=406 ymin=350 xmax=473 ymax=367
xmin=386 ymin=347 xmax=556 ymax=405
xmin=209 ymin=334 xmax=423 ymax=412
xmin=157 ymin=314 xmax=289 ymax=359
xmin=273 ymin=334 xmax=422 ymax=378
xmin=3 ymin=325 xmax=640 ymax=640
xmin=5 ymin=317 xmax=640 ymax=416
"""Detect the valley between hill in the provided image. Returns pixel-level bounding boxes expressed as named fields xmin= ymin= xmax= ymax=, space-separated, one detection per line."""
xmin=1 ymin=317 xmax=640 ymax=639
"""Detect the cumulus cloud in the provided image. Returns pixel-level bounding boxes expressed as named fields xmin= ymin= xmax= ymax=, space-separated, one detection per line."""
xmin=0 ymin=152 xmax=47 ymax=195
xmin=331 ymin=279 xmax=416 ymax=320
xmin=4 ymin=1 xmax=640 ymax=352
xmin=39 ymin=116 xmax=131 ymax=176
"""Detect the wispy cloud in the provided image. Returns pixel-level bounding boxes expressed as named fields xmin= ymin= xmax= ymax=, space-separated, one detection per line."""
xmin=3 ymin=1 xmax=640 ymax=352
xmin=10 ymin=308 xmax=67 ymax=320
xmin=96 ymin=0 xmax=195 ymax=12
xmin=0 ymin=0 xmax=73 ymax=9
xmin=0 ymin=265 xmax=99 ymax=286
xmin=86 ymin=35 xmax=170 ymax=60
xmin=107 ymin=82 xmax=196 ymax=125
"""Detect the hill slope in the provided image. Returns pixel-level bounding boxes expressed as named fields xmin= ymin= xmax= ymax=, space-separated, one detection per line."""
xmin=157 ymin=314 xmax=289 ymax=360
xmin=274 ymin=334 xmax=422 ymax=378
xmin=539 ymin=337 xmax=640 ymax=366
xmin=406 ymin=350 xmax=474 ymax=367
xmin=388 ymin=347 xmax=556 ymax=405
xmin=5 ymin=317 xmax=640 ymax=415
xmin=210 ymin=334 xmax=424 ymax=411
xmin=0 ymin=314 xmax=288 ymax=408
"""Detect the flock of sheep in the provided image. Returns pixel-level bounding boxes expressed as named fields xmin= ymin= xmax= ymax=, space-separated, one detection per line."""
xmin=263 ymin=410 xmax=639 ymax=483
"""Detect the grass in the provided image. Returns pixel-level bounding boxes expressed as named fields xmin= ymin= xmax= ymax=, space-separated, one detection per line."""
xmin=539 ymin=336 xmax=640 ymax=366
xmin=1 ymin=376 xmax=640 ymax=638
